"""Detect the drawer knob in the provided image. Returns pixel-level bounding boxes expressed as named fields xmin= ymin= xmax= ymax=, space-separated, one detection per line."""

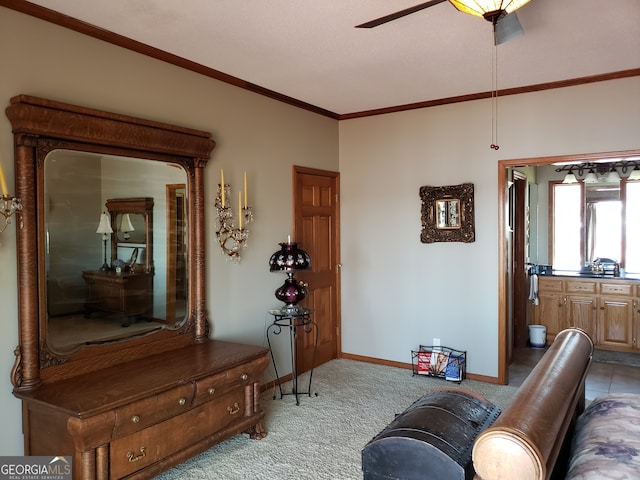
xmin=127 ymin=446 xmax=146 ymax=463
xmin=241 ymin=373 xmax=248 ymax=381
xmin=208 ymin=387 xmax=216 ymax=395
xmin=227 ymin=402 xmax=240 ymax=415
xmin=178 ymin=397 xmax=186 ymax=406
xmin=131 ymin=415 xmax=140 ymax=423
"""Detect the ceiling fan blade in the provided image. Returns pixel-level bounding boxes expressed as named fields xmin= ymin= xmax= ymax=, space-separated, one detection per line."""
xmin=355 ymin=0 xmax=447 ymax=28
xmin=494 ymin=12 xmax=524 ymax=45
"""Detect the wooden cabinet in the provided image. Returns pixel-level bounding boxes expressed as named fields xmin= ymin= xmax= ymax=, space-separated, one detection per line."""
xmin=15 ymin=340 xmax=269 ymax=480
xmin=533 ymin=278 xmax=565 ymax=344
xmin=531 ymin=276 xmax=640 ymax=352
xmin=565 ymin=295 xmax=597 ymax=335
xmin=597 ymin=297 xmax=634 ymax=348
xmin=82 ymin=270 xmax=153 ymax=325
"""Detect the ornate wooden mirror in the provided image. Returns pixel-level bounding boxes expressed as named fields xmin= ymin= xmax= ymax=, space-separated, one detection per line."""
xmin=420 ymin=183 xmax=476 ymax=244
xmin=7 ymin=95 xmax=215 ymax=388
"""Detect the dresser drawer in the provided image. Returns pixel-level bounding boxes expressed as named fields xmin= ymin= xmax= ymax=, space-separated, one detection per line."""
xmin=600 ymin=282 xmax=633 ymax=297
xmin=113 ymin=383 xmax=195 ymax=438
xmin=194 ymin=356 xmax=267 ymax=405
xmin=566 ymin=280 xmax=597 ymax=294
xmin=538 ymin=277 xmax=564 ymax=293
xmin=110 ymin=389 xmax=246 ymax=478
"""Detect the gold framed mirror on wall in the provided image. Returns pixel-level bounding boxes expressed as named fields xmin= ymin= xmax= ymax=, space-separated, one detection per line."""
xmin=7 ymin=94 xmax=215 ymax=388
xmin=420 ymin=183 xmax=475 ymax=243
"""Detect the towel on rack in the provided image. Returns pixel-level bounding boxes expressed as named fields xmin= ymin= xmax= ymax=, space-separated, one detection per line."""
xmin=529 ymin=273 xmax=539 ymax=305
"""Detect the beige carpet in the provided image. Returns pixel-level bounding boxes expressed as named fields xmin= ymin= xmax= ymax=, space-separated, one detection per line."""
xmin=156 ymin=359 xmax=517 ymax=480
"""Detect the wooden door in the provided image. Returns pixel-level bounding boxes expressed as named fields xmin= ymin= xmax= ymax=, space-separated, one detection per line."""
xmin=511 ymin=172 xmax=529 ymax=349
xmin=293 ymin=166 xmax=340 ymax=373
xmin=166 ymin=184 xmax=187 ymax=323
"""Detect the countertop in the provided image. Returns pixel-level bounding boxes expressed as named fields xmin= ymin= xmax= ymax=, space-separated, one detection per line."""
xmin=539 ymin=270 xmax=640 ymax=281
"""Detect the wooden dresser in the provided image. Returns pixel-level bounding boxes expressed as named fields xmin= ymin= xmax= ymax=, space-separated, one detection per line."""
xmin=14 ymin=340 xmax=269 ymax=479
xmin=7 ymin=95 xmax=269 ymax=480
xmin=82 ymin=270 xmax=153 ymax=325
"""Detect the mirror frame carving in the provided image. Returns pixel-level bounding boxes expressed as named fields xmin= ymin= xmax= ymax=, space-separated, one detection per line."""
xmin=420 ymin=183 xmax=475 ymax=243
xmin=7 ymin=95 xmax=215 ymax=389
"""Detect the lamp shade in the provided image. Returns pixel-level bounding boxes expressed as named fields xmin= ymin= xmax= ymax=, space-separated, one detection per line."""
xmin=449 ymin=0 xmax=532 ymax=19
xmin=120 ymin=213 xmax=135 ymax=233
xmin=562 ymin=172 xmax=578 ymax=184
xmin=629 ymin=167 xmax=640 ymax=181
xmin=269 ymin=242 xmax=311 ymax=272
xmin=606 ymin=168 xmax=621 ymax=183
xmin=96 ymin=213 xmax=113 ymax=234
xmin=583 ymin=171 xmax=599 ymax=184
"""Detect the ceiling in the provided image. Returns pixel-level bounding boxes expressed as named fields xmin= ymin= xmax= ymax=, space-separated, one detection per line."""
xmin=13 ymin=0 xmax=640 ymax=117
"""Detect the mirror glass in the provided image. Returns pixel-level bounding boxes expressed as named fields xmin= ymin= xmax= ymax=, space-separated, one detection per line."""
xmin=44 ymin=149 xmax=189 ymax=353
xmin=116 ymin=213 xmax=146 ymax=243
xmin=585 ymin=181 xmax=621 ymax=264
xmin=436 ymin=199 xmax=461 ymax=229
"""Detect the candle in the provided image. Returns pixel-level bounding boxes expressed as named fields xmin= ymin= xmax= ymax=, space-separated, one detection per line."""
xmin=220 ymin=169 xmax=225 ymax=207
xmin=244 ymin=171 xmax=248 ymax=207
xmin=238 ymin=191 xmax=243 ymax=229
xmin=0 ymin=162 xmax=8 ymax=197
xmin=287 ymin=234 xmax=291 ymax=244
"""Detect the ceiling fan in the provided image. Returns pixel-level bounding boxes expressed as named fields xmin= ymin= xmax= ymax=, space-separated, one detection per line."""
xmin=356 ymin=0 xmax=529 ymax=45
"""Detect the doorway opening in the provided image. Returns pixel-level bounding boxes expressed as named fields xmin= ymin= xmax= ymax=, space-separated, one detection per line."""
xmin=498 ymin=149 xmax=640 ymax=384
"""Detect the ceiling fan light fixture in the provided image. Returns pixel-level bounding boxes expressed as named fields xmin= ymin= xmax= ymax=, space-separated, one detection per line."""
xmin=449 ymin=0 xmax=532 ymax=19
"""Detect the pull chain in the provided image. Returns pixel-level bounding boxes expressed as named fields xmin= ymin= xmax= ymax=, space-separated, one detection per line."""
xmin=490 ymin=26 xmax=500 ymax=150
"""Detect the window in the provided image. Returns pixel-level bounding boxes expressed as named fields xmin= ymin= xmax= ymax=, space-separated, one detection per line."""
xmin=551 ymin=179 xmax=639 ymax=273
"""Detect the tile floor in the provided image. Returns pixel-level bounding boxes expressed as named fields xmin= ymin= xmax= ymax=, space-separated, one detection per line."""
xmin=509 ymin=347 xmax=640 ymax=402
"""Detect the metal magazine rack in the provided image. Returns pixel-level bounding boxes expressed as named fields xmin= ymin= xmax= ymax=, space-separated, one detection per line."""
xmin=411 ymin=345 xmax=466 ymax=383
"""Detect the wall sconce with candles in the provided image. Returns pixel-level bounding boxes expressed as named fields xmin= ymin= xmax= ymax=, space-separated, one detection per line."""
xmin=557 ymin=160 xmax=640 ymax=184
xmin=215 ymin=170 xmax=254 ymax=260
xmin=0 ymin=161 xmax=22 ymax=234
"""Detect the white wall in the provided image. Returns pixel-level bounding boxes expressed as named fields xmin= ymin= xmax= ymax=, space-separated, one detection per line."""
xmin=0 ymin=8 xmax=337 ymax=455
xmin=339 ymin=77 xmax=640 ymax=377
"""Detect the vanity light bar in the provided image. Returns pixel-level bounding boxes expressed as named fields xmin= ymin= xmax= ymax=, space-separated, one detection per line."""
xmin=556 ymin=160 xmax=640 ymax=183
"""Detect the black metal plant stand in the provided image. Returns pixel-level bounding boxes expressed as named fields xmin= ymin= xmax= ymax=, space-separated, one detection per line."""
xmin=266 ymin=308 xmax=318 ymax=405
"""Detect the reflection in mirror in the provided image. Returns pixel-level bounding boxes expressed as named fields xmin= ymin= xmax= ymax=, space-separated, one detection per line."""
xmin=116 ymin=213 xmax=145 ymax=243
xmin=585 ymin=182 xmax=621 ymax=264
xmin=436 ymin=199 xmax=461 ymax=229
xmin=44 ymin=150 xmax=188 ymax=353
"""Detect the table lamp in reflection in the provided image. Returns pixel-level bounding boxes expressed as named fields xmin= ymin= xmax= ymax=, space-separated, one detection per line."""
xmin=269 ymin=240 xmax=311 ymax=314
xmin=96 ymin=212 xmax=113 ymax=270
xmin=120 ymin=213 xmax=135 ymax=240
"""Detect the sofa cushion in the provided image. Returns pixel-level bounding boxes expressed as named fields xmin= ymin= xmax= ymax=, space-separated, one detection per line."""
xmin=566 ymin=393 xmax=640 ymax=479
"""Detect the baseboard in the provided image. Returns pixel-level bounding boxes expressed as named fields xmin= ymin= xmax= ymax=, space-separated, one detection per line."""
xmin=339 ymin=352 xmax=502 ymax=384
xmin=260 ymin=352 xmax=502 ymax=393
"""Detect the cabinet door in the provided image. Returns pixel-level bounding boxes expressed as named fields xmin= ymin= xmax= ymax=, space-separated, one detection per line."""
xmin=598 ymin=296 xmax=634 ymax=349
xmin=566 ymin=295 xmax=597 ymax=341
xmin=635 ymin=300 xmax=640 ymax=351
xmin=534 ymin=292 xmax=564 ymax=342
